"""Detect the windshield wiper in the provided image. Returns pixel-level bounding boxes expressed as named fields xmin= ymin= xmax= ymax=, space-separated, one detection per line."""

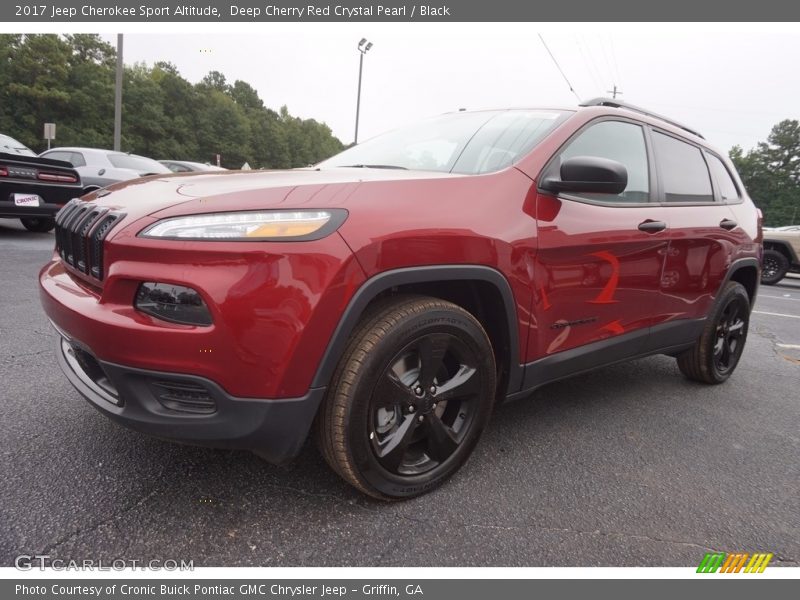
xmin=340 ymin=164 xmax=408 ymax=170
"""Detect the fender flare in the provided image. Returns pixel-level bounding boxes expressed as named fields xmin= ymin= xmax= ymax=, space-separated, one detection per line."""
xmin=720 ymin=257 xmax=760 ymax=305
xmin=762 ymin=239 xmax=799 ymax=265
xmin=310 ymin=265 xmax=524 ymax=395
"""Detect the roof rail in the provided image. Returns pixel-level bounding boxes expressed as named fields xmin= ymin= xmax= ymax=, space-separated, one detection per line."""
xmin=580 ymin=97 xmax=705 ymax=140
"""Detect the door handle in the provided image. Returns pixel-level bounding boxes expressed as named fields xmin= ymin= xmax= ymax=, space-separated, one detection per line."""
xmin=638 ymin=220 xmax=667 ymax=233
xmin=719 ymin=219 xmax=738 ymax=231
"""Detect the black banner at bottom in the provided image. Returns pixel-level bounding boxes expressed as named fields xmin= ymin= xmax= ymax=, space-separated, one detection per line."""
xmin=4 ymin=579 xmax=796 ymax=600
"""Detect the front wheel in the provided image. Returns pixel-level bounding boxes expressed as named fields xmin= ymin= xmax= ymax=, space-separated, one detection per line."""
xmin=20 ymin=217 xmax=55 ymax=233
xmin=761 ymin=249 xmax=789 ymax=285
xmin=677 ymin=281 xmax=750 ymax=384
xmin=317 ymin=296 xmax=496 ymax=500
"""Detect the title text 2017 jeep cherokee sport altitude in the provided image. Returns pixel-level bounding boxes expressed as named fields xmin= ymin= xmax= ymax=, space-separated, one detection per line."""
xmin=40 ymin=99 xmax=762 ymax=499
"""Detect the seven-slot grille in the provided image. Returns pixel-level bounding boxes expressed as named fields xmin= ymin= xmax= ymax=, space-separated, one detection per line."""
xmin=55 ymin=199 xmax=122 ymax=280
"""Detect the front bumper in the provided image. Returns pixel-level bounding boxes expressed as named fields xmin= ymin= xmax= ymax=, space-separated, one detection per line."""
xmin=55 ymin=332 xmax=326 ymax=463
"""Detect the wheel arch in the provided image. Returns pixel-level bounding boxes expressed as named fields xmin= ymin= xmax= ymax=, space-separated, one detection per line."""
xmin=722 ymin=258 xmax=760 ymax=307
xmin=762 ymin=239 xmax=798 ymax=265
xmin=310 ymin=265 xmax=523 ymax=397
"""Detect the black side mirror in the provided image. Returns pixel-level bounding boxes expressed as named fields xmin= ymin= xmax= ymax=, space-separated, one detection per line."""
xmin=541 ymin=156 xmax=628 ymax=195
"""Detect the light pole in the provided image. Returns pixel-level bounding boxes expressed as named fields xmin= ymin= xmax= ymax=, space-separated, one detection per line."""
xmin=113 ymin=34 xmax=123 ymax=151
xmin=354 ymin=38 xmax=373 ymax=145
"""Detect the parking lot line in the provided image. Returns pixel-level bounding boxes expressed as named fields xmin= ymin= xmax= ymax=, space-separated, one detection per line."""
xmin=753 ymin=310 xmax=800 ymax=319
xmin=759 ymin=295 xmax=800 ymax=301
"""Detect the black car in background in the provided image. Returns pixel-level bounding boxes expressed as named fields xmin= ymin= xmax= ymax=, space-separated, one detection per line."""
xmin=0 ymin=134 xmax=83 ymax=232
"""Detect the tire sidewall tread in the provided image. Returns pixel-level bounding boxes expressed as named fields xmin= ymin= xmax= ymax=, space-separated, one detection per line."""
xmin=316 ymin=296 xmax=496 ymax=500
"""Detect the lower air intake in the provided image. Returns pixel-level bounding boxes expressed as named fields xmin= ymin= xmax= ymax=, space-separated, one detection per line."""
xmin=150 ymin=380 xmax=217 ymax=414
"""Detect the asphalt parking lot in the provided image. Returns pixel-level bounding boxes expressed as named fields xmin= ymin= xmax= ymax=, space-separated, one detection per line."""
xmin=1 ymin=218 xmax=798 ymax=568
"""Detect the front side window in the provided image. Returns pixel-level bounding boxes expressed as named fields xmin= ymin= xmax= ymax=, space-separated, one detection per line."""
xmin=558 ymin=120 xmax=650 ymax=203
xmin=317 ymin=110 xmax=566 ymax=174
xmin=653 ymin=132 xmax=713 ymax=203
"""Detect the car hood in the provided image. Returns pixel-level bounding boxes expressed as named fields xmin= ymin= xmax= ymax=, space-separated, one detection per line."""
xmin=80 ymin=167 xmax=458 ymax=222
xmin=763 ymin=230 xmax=800 ymax=246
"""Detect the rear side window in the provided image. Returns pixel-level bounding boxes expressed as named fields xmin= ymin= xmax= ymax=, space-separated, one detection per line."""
xmin=70 ymin=152 xmax=86 ymax=167
xmin=653 ymin=132 xmax=713 ymax=203
xmin=42 ymin=151 xmax=73 ymax=164
xmin=558 ymin=120 xmax=650 ymax=203
xmin=706 ymin=153 xmax=740 ymax=201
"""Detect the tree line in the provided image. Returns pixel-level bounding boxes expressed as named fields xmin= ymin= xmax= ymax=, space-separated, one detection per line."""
xmin=730 ymin=120 xmax=800 ymax=227
xmin=0 ymin=34 xmax=344 ymax=169
xmin=0 ymin=34 xmax=797 ymax=224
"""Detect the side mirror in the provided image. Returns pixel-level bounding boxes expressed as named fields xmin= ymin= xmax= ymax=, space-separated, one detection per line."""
xmin=541 ymin=156 xmax=628 ymax=195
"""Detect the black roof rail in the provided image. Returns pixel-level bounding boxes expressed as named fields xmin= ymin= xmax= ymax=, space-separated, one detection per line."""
xmin=580 ymin=97 xmax=705 ymax=140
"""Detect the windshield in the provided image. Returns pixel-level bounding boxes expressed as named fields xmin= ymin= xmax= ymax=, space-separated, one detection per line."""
xmin=108 ymin=153 xmax=171 ymax=174
xmin=0 ymin=134 xmax=36 ymax=157
xmin=318 ymin=110 xmax=567 ymax=174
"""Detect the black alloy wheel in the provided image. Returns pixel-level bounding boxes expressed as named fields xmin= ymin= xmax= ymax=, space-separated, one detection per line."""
xmin=677 ymin=281 xmax=750 ymax=384
xmin=712 ymin=296 xmax=748 ymax=376
xmin=761 ymin=249 xmax=789 ymax=285
xmin=317 ymin=296 xmax=496 ymax=500
xmin=369 ymin=333 xmax=480 ymax=476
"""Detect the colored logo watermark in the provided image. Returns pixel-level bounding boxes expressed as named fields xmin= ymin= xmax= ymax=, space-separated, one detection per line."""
xmin=697 ymin=552 xmax=773 ymax=573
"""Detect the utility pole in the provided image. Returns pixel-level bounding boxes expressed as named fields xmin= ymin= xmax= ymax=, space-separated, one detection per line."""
xmin=113 ymin=34 xmax=123 ymax=151
xmin=607 ymin=84 xmax=622 ymax=99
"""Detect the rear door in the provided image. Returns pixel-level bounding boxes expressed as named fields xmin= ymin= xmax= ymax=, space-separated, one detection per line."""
xmin=531 ymin=119 xmax=669 ymax=360
xmin=647 ymin=131 xmax=746 ymax=335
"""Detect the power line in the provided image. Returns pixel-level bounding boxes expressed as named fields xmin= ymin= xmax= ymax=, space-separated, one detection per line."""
xmin=575 ymin=36 xmax=601 ymax=93
xmin=609 ymin=35 xmax=623 ymax=89
xmin=580 ymin=34 xmax=606 ymax=95
xmin=538 ymin=33 xmax=581 ymax=102
xmin=598 ymin=35 xmax=620 ymax=95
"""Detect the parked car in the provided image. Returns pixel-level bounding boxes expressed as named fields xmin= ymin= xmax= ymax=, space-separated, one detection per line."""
xmin=761 ymin=229 xmax=800 ymax=284
xmin=40 ymin=99 xmax=761 ymax=499
xmin=1 ymin=133 xmax=82 ymax=232
xmin=39 ymin=147 xmax=171 ymax=191
xmin=159 ymin=160 xmax=227 ymax=173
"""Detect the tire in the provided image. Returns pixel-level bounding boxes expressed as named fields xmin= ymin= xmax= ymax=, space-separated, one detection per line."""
xmin=761 ymin=249 xmax=789 ymax=285
xmin=20 ymin=217 xmax=55 ymax=233
xmin=677 ymin=281 xmax=750 ymax=384
xmin=317 ymin=296 xmax=496 ymax=500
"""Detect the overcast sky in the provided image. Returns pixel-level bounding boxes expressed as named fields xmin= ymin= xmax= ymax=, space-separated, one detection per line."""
xmin=90 ymin=24 xmax=800 ymax=154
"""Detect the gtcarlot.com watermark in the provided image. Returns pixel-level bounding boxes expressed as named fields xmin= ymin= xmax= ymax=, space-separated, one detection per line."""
xmin=15 ymin=554 xmax=194 ymax=571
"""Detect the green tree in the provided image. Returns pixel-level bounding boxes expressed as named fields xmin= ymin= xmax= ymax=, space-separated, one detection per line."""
xmin=0 ymin=34 xmax=343 ymax=169
xmin=730 ymin=119 xmax=800 ymax=226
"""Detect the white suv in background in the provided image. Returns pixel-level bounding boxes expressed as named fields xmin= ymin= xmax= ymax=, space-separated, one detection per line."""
xmin=762 ymin=229 xmax=800 ymax=285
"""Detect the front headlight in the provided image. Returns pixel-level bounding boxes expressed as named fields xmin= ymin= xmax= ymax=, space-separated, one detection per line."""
xmin=139 ymin=209 xmax=347 ymax=241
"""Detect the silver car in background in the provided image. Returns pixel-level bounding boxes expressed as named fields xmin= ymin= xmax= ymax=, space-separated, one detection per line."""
xmin=159 ymin=160 xmax=227 ymax=173
xmin=39 ymin=147 xmax=171 ymax=192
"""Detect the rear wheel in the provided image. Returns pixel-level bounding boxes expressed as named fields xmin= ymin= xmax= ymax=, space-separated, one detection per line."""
xmin=317 ymin=296 xmax=496 ymax=500
xmin=20 ymin=217 xmax=55 ymax=233
xmin=761 ymin=249 xmax=789 ymax=285
xmin=677 ymin=281 xmax=750 ymax=384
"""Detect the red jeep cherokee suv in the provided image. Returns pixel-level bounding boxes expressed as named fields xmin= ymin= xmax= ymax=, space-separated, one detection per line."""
xmin=40 ymin=99 xmax=761 ymax=499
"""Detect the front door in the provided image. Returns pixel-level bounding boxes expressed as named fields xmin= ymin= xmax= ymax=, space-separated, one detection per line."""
xmin=530 ymin=119 xmax=669 ymax=363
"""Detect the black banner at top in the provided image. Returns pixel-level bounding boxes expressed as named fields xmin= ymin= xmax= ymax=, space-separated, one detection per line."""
xmin=3 ymin=0 xmax=800 ymax=22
